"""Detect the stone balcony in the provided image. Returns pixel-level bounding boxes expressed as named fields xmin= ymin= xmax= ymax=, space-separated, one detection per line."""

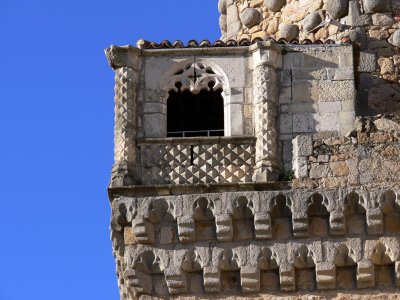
xmin=138 ymin=136 xmax=256 ymax=185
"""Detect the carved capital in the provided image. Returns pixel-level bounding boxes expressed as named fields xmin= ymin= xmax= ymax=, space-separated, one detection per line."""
xmin=105 ymin=45 xmax=142 ymax=70
xmin=250 ymin=41 xmax=282 ymax=69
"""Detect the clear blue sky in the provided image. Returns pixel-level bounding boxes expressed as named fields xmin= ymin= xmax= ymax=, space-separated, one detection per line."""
xmin=0 ymin=1 xmax=220 ymax=299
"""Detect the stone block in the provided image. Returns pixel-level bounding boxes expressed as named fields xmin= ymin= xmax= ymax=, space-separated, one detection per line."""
xmin=319 ymin=81 xmax=355 ymax=102
xmin=279 ymin=86 xmax=292 ymax=103
xmin=327 ymin=0 xmax=349 ymax=19
xmin=357 ymin=260 xmax=375 ymax=288
xmin=177 ymin=216 xmax=195 ymax=243
xmin=254 ymin=212 xmax=272 ymax=239
xmin=292 ymin=68 xmax=328 ymax=81
xmin=240 ymin=8 xmax=262 ymax=28
xmin=229 ymin=103 xmax=244 ymax=136
xmin=293 ymin=156 xmax=309 ymax=178
xmin=358 ymin=51 xmax=376 ymax=72
xmin=279 ymin=263 xmax=295 ymax=291
xmin=329 ymin=210 xmax=346 ymax=235
xmin=293 ymin=113 xmax=314 ymax=133
xmin=316 ymin=262 xmax=336 ymax=290
xmin=203 ymin=267 xmax=220 ymax=292
xmin=292 ymin=212 xmax=309 ymax=237
xmin=310 ymin=163 xmax=332 ymax=179
xmin=292 ymin=80 xmax=319 ymax=102
xmin=293 ymin=135 xmax=313 ymax=157
xmin=216 ymin=214 xmax=233 ymax=241
xmin=143 ymin=113 xmax=165 ymax=138
xmin=362 ymin=0 xmax=390 ymax=13
xmin=314 ymin=113 xmax=339 ymax=132
xmin=124 ymin=227 xmax=137 ymax=245
xmin=241 ymin=266 xmax=261 ymax=292
xmin=318 ymin=102 xmax=341 ymax=113
xmin=264 ymin=0 xmax=286 ymax=12
xmin=333 ymin=68 xmax=354 ymax=80
xmin=339 ymin=111 xmax=356 ymax=135
xmin=279 ymin=114 xmax=293 ymax=134
xmin=367 ymin=208 xmax=383 ymax=235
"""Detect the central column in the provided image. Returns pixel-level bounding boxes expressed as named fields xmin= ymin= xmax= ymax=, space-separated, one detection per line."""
xmin=251 ymin=41 xmax=281 ymax=182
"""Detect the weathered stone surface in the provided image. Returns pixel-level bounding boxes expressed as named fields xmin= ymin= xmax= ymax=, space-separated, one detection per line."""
xmin=362 ymin=0 xmax=390 ymax=13
xmin=372 ymin=13 xmax=394 ymax=26
xmin=389 ymin=29 xmax=400 ymax=47
xmin=240 ymin=8 xmax=262 ymax=28
xmin=264 ymin=0 xmax=286 ymax=12
xmin=278 ymin=24 xmax=299 ymax=40
xmin=218 ymin=0 xmax=228 ymax=14
xmin=326 ymin=0 xmax=349 ymax=19
xmin=302 ymin=11 xmax=323 ymax=32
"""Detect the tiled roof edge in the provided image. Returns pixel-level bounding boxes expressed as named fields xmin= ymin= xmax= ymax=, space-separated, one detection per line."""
xmin=136 ymin=37 xmax=351 ymax=49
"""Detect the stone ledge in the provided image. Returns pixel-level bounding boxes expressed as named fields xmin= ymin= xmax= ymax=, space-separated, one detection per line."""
xmin=108 ymin=181 xmax=291 ymax=200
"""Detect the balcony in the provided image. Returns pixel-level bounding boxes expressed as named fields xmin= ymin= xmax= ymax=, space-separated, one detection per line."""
xmin=139 ymin=136 xmax=256 ymax=185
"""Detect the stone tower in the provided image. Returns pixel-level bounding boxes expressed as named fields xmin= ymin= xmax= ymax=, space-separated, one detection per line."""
xmin=106 ymin=1 xmax=400 ymax=299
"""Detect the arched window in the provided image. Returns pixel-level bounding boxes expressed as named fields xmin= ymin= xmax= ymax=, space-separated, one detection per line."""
xmin=167 ymin=87 xmax=224 ymax=137
xmin=162 ymin=61 xmax=228 ymax=137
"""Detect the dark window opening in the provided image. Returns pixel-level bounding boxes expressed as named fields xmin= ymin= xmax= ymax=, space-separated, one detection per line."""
xmin=167 ymin=87 xmax=224 ymax=137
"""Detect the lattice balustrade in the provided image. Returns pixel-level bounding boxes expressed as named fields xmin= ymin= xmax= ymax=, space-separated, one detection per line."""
xmin=139 ymin=137 xmax=255 ymax=185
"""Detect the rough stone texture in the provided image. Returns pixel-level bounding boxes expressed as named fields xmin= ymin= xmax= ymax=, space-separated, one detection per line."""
xmin=362 ymin=0 xmax=390 ymax=13
xmin=217 ymin=0 xmax=400 ymax=116
xmin=326 ymin=0 xmax=349 ymax=19
xmin=302 ymin=12 xmax=323 ymax=32
xmin=278 ymin=24 xmax=299 ymax=41
xmin=263 ymin=0 xmax=285 ymax=12
xmin=389 ymin=30 xmax=400 ymax=47
xmin=240 ymin=8 xmax=262 ymax=28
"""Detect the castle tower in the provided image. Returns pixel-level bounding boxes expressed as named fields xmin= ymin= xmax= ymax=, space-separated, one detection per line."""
xmin=106 ymin=1 xmax=400 ymax=299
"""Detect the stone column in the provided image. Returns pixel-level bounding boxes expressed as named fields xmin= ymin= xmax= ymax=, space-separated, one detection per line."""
xmin=250 ymin=41 xmax=281 ymax=182
xmin=105 ymin=45 xmax=142 ymax=187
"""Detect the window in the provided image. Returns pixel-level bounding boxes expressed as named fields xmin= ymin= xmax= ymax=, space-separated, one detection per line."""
xmin=167 ymin=86 xmax=224 ymax=137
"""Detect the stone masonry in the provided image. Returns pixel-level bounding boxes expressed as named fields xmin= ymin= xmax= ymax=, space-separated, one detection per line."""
xmin=219 ymin=0 xmax=400 ymax=115
xmin=106 ymin=1 xmax=400 ymax=299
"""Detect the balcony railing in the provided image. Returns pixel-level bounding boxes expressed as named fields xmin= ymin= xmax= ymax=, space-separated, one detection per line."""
xmin=167 ymin=129 xmax=224 ymax=138
xmin=138 ymin=136 xmax=256 ymax=185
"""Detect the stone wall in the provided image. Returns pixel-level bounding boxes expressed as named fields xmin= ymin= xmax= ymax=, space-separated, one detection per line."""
xmin=218 ymin=0 xmax=400 ymax=115
xmin=292 ymin=114 xmax=400 ymax=189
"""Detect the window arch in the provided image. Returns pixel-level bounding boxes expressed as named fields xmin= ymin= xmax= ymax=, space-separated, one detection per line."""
xmin=167 ymin=87 xmax=224 ymax=137
xmin=161 ymin=59 xmax=237 ymax=137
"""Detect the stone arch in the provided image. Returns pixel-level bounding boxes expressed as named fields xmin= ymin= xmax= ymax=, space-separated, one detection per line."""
xmin=371 ymin=242 xmax=396 ymax=288
xmin=270 ymin=194 xmax=293 ymax=239
xmin=145 ymin=198 xmax=178 ymax=245
xmin=334 ymin=244 xmax=357 ymax=290
xmin=380 ymin=190 xmax=400 ymax=233
xmin=294 ymin=245 xmax=316 ymax=291
xmin=160 ymin=59 xmax=241 ymax=137
xmin=181 ymin=249 xmax=205 ymax=294
xmin=232 ymin=196 xmax=255 ymax=241
xmin=344 ymin=192 xmax=367 ymax=235
xmin=307 ymin=193 xmax=330 ymax=237
xmin=218 ymin=249 xmax=241 ymax=292
xmin=126 ymin=251 xmax=168 ymax=297
xmin=258 ymin=247 xmax=280 ymax=292
xmin=193 ymin=197 xmax=216 ymax=241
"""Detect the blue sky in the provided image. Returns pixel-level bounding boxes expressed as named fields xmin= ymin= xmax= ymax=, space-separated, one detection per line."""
xmin=0 ymin=1 xmax=220 ymax=299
